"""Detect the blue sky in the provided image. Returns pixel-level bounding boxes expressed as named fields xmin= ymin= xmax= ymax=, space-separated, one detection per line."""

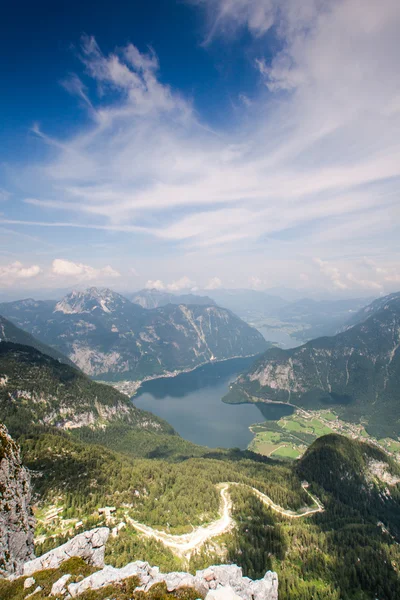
xmin=1 ymin=0 xmax=400 ymax=297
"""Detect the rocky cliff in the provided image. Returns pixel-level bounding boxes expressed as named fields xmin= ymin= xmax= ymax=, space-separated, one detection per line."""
xmin=7 ymin=527 xmax=278 ymax=599
xmin=0 ymin=424 xmax=35 ymax=576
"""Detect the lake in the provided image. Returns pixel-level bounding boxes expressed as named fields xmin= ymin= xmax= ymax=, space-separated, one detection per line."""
xmin=132 ymin=357 xmax=294 ymax=449
xmin=257 ymin=325 xmax=301 ymax=349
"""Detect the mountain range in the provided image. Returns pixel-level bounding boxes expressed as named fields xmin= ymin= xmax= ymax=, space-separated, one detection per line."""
xmin=1 ymin=309 xmax=400 ymax=598
xmin=0 ymin=288 xmax=268 ymax=381
xmin=131 ymin=288 xmax=217 ymax=309
xmin=193 ymin=288 xmax=371 ymax=344
xmin=226 ymin=292 xmax=400 ymax=438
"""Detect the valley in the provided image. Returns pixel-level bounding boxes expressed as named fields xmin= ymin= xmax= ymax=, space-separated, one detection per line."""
xmin=249 ymin=407 xmax=400 ymax=462
xmin=2 ymin=291 xmax=400 ymax=599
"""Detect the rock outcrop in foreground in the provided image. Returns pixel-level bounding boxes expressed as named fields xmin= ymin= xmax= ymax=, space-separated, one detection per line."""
xmin=20 ymin=527 xmax=279 ymax=599
xmin=67 ymin=561 xmax=278 ymax=599
xmin=0 ymin=424 xmax=35 ymax=576
xmin=23 ymin=528 xmax=109 ymax=576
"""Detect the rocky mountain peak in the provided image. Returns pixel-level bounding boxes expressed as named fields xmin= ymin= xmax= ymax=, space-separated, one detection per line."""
xmin=0 ymin=423 xmax=35 ymax=576
xmin=54 ymin=287 xmax=128 ymax=315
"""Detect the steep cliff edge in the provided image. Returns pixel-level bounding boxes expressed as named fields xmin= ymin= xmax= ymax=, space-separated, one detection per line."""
xmin=0 ymin=423 xmax=35 ymax=576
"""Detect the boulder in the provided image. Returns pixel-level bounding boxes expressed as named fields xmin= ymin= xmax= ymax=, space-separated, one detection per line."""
xmin=51 ymin=574 xmax=72 ymax=596
xmin=26 ymin=585 xmax=42 ymax=598
xmin=24 ymin=577 xmax=35 ymax=589
xmin=23 ymin=527 xmax=109 ymax=576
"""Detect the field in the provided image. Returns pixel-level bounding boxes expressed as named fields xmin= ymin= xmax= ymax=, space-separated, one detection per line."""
xmin=249 ymin=408 xmax=400 ymax=463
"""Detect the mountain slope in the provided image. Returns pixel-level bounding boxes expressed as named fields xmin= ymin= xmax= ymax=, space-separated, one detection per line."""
xmin=342 ymin=291 xmax=400 ymax=330
xmin=0 ymin=341 xmax=172 ymax=437
xmin=227 ymin=294 xmax=400 ymax=437
xmin=297 ymin=434 xmax=400 ymax=536
xmin=0 ymin=288 xmax=268 ymax=380
xmin=0 ymin=314 xmax=75 ymax=367
xmin=132 ymin=288 xmax=217 ymax=309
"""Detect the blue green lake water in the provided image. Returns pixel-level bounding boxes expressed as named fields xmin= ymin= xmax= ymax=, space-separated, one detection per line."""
xmin=132 ymin=357 xmax=294 ymax=449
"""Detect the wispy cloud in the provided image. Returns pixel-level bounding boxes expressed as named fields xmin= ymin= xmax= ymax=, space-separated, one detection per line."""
xmin=4 ymin=0 xmax=400 ymax=292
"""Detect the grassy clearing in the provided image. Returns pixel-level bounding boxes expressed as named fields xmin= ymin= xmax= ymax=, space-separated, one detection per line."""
xmin=272 ymin=445 xmax=302 ymax=459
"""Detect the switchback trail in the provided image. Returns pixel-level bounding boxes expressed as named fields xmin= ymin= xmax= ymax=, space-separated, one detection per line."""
xmin=126 ymin=482 xmax=323 ymax=559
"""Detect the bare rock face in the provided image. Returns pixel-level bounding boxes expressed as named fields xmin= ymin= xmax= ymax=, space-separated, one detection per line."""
xmin=19 ymin=528 xmax=278 ymax=599
xmin=23 ymin=528 xmax=109 ymax=576
xmin=0 ymin=423 xmax=35 ymax=577
xmin=66 ymin=552 xmax=278 ymax=600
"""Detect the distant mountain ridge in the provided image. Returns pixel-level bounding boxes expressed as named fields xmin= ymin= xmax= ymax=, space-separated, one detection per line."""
xmin=0 ymin=288 xmax=268 ymax=380
xmin=203 ymin=288 xmax=287 ymax=318
xmin=132 ymin=288 xmax=217 ymax=309
xmin=277 ymin=296 xmax=371 ymax=341
xmin=342 ymin=291 xmax=400 ymax=330
xmin=226 ymin=292 xmax=400 ymax=437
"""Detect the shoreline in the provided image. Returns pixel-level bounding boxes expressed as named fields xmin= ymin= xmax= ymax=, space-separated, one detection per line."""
xmin=98 ymin=352 xmax=262 ymax=398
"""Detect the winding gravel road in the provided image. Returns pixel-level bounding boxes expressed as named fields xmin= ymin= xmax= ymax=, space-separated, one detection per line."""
xmin=126 ymin=482 xmax=323 ymax=559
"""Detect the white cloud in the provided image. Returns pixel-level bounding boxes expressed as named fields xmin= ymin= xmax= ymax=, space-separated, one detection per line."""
xmin=145 ymin=276 xmax=197 ymax=291
xmin=0 ymin=261 xmax=41 ymax=285
xmin=314 ymin=258 xmax=348 ymax=291
xmin=145 ymin=279 xmax=165 ymax=291
xmin=51 ymin=259 xmax=120 ymax=280
xmin=166 ymin=276 xmax=197 ymax=291
xmin=205 ymin=277 xmax=223 ymax=290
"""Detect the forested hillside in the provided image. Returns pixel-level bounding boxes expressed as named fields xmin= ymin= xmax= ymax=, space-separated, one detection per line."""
xmin=1 ymin=336 xmax=400 ymax=599
xmin=0 ymin=315 xmax=74 ymax=367
xmin=19 ymin=428 xmax=400 ymax=600
xmin=227 ymin=294 xmax=400 ymax=437
xmin=0 ymin=341 xmax=172 ymax=439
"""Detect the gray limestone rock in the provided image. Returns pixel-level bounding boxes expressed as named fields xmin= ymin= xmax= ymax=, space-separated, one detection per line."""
xmin=0 ymin=423 xmax=35 ymax=577
xmin=51 ymin=574 xmax=72 ymax=596
xmin=206 ymin=588 xmax=243 ymax=600
xmin=23 ymin=527 xmax=109 ymax=576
